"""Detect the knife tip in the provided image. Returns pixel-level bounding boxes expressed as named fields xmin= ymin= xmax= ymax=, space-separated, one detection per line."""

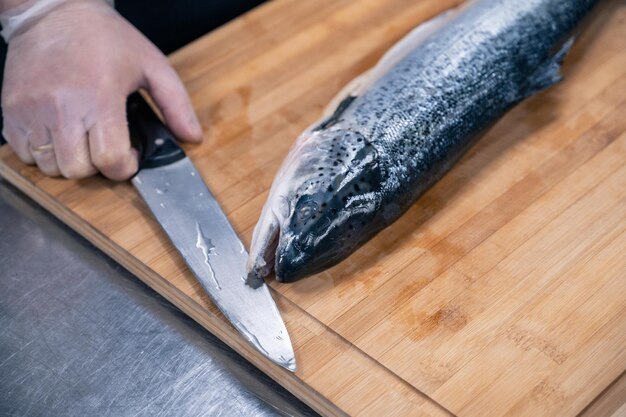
xmin=276 ymin=355 xmax=297 ymax=373
xmin=240 ymin=322 xmax=297 ymax=372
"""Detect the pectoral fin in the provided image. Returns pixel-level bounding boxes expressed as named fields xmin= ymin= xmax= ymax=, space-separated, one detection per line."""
xmin=314 ymin=95 xmax=357 ymax=131
xmin=522 ymin=36 xmax=575 ymax=98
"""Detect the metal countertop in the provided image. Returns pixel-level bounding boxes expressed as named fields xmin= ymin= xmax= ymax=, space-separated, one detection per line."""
xmin=0 ymin=178 xmax=317 ymax=417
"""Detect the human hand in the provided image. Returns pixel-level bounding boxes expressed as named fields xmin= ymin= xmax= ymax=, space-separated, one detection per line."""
xmin=1 ymin=0 xmax=203 ymax=180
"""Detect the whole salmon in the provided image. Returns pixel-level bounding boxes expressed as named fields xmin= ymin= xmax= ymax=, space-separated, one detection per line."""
xmin=247 ymin=0 xmax=598 ymax=283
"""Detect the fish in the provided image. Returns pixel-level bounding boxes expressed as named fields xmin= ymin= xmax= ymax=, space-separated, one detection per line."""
xmin=246 ymin=0 xmax=599 ymax=283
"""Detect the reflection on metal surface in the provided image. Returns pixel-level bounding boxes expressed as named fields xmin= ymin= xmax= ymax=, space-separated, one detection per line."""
xmin=195 ymin=222 xmax=221 ymax=290
xmin=0 ymin=179 xmax=317 ymax=417
xmin=132 ymin=158 xmax=296 ymax=371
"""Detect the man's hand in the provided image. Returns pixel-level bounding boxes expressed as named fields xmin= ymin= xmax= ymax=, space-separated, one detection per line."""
xmin=1 ymin=0 xmax=203 ymax=180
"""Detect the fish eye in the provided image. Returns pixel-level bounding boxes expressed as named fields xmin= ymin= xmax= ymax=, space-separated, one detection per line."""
xmin=295 ymin=199 xmax=319 ymax=222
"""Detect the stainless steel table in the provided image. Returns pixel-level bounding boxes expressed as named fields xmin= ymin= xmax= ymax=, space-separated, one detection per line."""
xmin=0 ymin=178 xmax=317 ymax=417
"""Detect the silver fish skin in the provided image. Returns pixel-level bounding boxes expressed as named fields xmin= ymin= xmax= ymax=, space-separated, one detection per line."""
xmin=247 ymin=0 xmax=599 ymax=283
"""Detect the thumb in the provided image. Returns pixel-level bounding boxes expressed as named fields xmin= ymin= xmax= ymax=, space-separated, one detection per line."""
xmin=143 ymin=58 xmax=203 ymax=143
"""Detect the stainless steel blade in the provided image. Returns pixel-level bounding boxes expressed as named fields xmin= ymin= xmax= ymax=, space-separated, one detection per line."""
xmin=132 ymin=157 xmax=295 ymax=371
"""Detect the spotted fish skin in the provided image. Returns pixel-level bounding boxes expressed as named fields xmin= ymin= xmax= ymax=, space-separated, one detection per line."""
xmin=247 ymin=0 xmax=598 ymax=283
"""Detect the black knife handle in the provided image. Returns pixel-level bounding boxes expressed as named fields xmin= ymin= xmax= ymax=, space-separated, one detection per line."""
xmin=127 ymin=92 xmax=186 ymax=169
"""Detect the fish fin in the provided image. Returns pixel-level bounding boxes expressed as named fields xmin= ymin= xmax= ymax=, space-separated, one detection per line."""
xmin=321 ymin=70 xmax=371 ymax=118
xmin=315 ymin=5 xmax=462 ymax=131
xmin=314 ymin=95 xmax=357 ymax=131
xmin=363 ymin=7 xmax=460 ymax=90
xmin=522 ymin=36 xmax=575 ymax=98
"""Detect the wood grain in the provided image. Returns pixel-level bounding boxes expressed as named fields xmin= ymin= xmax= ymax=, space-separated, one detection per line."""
xmin=579 ymin=371 xmax=626 ymax=417
xmin=1 ymin=0 xmax=624 ymax=415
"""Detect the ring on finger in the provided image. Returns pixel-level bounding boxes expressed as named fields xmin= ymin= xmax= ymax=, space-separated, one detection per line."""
xmin=30 ymin=143 xmax=54 ymax=153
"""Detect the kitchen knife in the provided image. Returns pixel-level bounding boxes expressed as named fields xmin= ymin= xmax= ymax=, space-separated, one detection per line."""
xmin=127 ymin=92 xmax=296 ymax=372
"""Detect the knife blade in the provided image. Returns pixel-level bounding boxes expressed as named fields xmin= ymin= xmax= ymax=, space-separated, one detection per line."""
xmin=126 ymin=93 xmax=296 ymax=372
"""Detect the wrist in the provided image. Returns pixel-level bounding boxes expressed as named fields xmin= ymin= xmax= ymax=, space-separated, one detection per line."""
xmin=0 ymin=0 xmax=114 ymax=42
xmin=0 ymin=1 xmax=30 ymax=13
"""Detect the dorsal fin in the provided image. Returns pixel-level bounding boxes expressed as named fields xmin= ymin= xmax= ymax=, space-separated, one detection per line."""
xmin=316 ymin=4 xmax=464 ymax=128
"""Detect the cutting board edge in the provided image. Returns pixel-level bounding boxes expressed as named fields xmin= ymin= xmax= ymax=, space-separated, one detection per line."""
xmin=0 ymin=144 xmax=455 ymax=417
xmin=0 ymin=152 xmax=348 ymax=417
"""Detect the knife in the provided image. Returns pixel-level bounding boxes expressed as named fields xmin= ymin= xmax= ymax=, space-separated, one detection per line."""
xmin=126 ymin=92 xmax=296 ymax=372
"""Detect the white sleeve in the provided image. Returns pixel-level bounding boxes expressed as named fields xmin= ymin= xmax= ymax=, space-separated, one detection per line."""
xmin=0 ymin=0 xmax=115 ymax=42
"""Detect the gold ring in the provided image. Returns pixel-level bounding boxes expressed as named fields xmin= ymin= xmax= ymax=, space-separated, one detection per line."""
xmin=30 ymin=143 xmax=54 ymax=153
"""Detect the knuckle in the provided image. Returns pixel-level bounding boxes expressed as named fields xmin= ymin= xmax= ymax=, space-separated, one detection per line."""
xmin=45 ymin=89 xmax=66 ymax=107
xmin=43 ymin=92 xmax=68 ymax=126
xmin=92 ymin=150 xmax=137 ymax=180
xmin=115 ymin=158 xmax=138 ymax=179
xmin=41 ymin=89 xmax=88 ymax=129
xmin=92 ymin=149 xmax=124 ymax=170
xmin=101 ymin=165 xmax=135 ymax=181
xmin=38 ymin=164 xmax=61 ymax=177
xmin=60 ymin=163 xmax=95 ymax=180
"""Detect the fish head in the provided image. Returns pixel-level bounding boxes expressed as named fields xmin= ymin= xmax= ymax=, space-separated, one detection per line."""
xmin=247 ymin=127 xmax=384 ymax=283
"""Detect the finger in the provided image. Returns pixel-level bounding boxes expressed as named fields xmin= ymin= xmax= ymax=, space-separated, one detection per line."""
xmin=89 ymin=109 xmax=138 ymax=181
xmin=29 ymin=125 xmax=60 ymax=176
xmin=2 ymin=119 xmax=35 ymax=164
xmin=50 ymin=123 xmax=97 ymax=179
xmin=143 ymin=58 xmax=203 ymax=142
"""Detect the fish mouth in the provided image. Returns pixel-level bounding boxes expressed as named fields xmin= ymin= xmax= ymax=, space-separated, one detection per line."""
xmin=273 ymin=229 xmax=347 ymax=282
xmin=248 ymin=215 xmax=335 ymax=283
xmin=274 ymin=238 xmax=319 ymax=282
xmin=249 ymin=209 xmax=379 ymax=282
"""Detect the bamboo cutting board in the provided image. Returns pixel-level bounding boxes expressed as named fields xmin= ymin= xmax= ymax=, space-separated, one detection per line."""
xmin=1 ymin=0 xmax=625 ymax=415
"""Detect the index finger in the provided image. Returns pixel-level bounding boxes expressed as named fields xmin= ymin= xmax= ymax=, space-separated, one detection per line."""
xmin=88 ymin=107 xmax=138 ymax=181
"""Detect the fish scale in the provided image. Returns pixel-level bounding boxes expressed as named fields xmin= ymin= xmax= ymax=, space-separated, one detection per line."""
xmin=247 ymin=0 xmax=599 ymax=282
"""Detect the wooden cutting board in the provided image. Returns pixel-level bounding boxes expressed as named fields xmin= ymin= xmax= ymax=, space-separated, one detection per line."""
xmin=1 ymin=0 xmax=624 ymax=415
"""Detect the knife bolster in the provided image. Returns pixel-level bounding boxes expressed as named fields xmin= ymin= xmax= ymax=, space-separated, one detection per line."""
xmin=127 ymin=92 xmax=186 ymax=170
